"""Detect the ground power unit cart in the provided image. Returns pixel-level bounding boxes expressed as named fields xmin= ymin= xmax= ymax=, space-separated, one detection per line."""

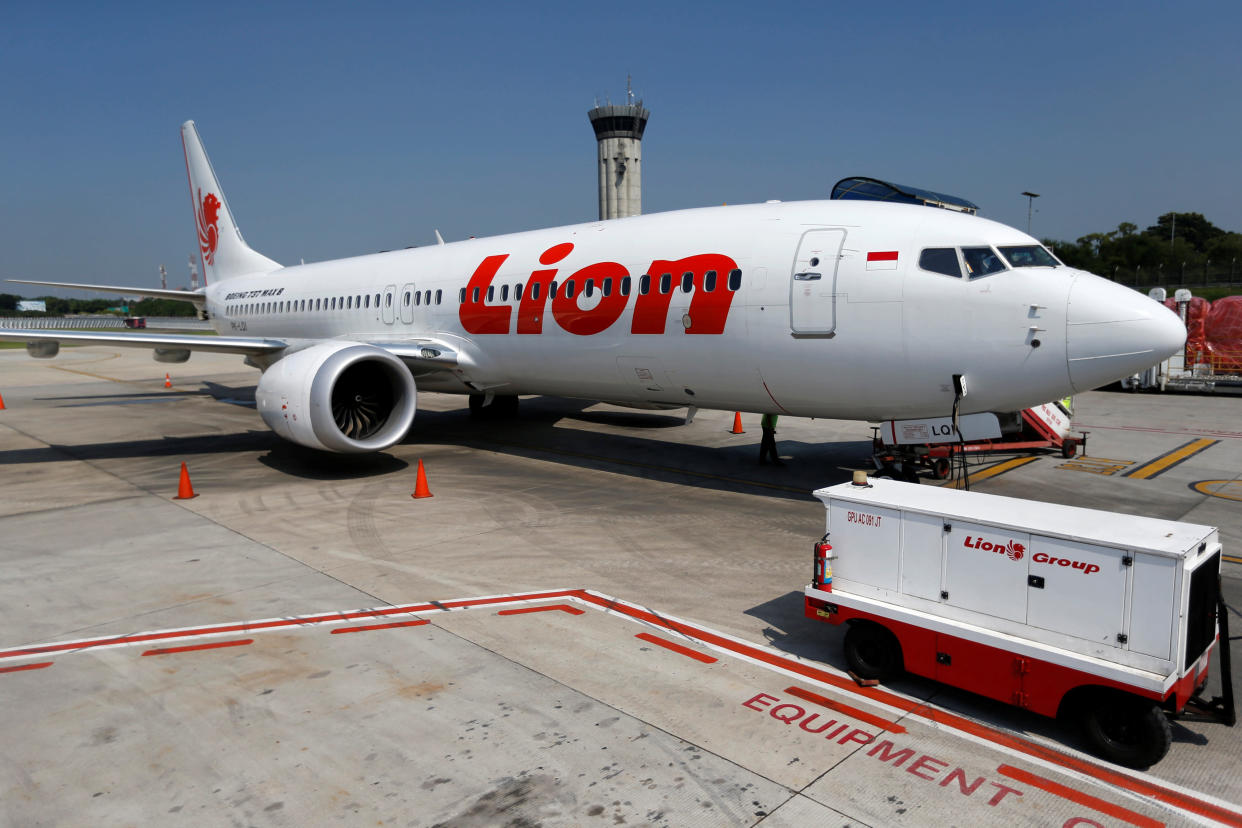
xmin=804 ymin=478 xmax=1232 ymax=768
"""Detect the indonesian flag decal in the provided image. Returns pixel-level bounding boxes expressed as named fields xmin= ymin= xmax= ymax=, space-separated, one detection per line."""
xmin=867 ymin=250 xmax=899 ymax=271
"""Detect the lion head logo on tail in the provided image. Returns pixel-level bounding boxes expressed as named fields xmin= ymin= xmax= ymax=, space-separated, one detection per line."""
xmin=196 ymin=189 xmax=222 ymax=265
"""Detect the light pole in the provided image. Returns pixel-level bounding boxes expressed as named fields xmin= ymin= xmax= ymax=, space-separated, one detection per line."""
xmin=1021 ymin=191 xmax=1040 ymax=235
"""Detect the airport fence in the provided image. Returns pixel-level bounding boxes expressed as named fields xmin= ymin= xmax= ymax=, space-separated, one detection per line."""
xmin=0 ymin=316 xmax=210 ymax=330
xmin=1112 ymin=264 xmax=1242 ymax=292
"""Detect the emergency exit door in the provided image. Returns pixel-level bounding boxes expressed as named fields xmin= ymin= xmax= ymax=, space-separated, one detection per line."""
xmin=790 ymin=229 xmax=845 ymax=336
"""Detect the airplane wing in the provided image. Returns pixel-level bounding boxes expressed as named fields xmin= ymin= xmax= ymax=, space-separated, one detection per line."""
xmin=0 ymin=328 xmax=460 ymax=367
xmin=0 ymin=328 xmax=285 ymax=355
xmin=7 ymin=279 xmax=206 ymax=305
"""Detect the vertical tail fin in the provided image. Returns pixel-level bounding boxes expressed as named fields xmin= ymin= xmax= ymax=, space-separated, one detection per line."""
xmin=181 ymin=120 xmax=281 ymax=283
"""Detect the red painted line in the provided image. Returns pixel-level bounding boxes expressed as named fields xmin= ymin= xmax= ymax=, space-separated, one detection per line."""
xmin=997 ymin=764 xmax=1163 ymax=828
xmin=573 ymin=591 xmax=1242 ymax=827
xmin=330 ymin=619 xmax=429 ymax=634
xmin=0 ymin=589 xmax=579 ymax=660
xmin=497 ymin=604 xmax=585 ymax=617
xmin=635 ymin=632 xmax=717 ymax=664
xmin=0 ymin=661 xmax=52 ymax=674
xmin=784 ymin=685 xmax=906 ymax=734
xmin=142 ymin=638 xmax=253 ymax=657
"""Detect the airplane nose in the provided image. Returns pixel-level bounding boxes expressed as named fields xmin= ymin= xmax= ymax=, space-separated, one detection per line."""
xmin=1065 ymin=273 xmax=1186 ymax=392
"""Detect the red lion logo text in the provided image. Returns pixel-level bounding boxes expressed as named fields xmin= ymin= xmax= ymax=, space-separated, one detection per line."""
xmin=963 ymin=535 xmax=1024 ymax=561
xmin=196 ymin=189 xmax=222 ymax=265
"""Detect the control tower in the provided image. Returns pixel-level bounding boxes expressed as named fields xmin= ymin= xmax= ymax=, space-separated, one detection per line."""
xmin=588 ymin=79 xmax=649 ymax=220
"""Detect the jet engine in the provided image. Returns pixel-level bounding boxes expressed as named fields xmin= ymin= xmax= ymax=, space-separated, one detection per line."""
xmin=255 ymin=342 xmax=417 ymax=453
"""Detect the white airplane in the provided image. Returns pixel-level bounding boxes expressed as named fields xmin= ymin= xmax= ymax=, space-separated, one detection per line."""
xmin=2 ymin=122 xmax=1185 ymax=454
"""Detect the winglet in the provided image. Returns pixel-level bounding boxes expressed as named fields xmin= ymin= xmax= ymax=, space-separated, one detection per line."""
xmin=181 ymin=121 xmax=281 ymax=282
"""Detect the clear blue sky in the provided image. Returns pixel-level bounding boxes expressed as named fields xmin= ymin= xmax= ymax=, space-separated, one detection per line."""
xmin=3 ymin=1 xmax=1240 ymax=294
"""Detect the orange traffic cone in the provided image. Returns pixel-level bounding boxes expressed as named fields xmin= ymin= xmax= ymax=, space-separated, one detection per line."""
xmin=174 ymin=462 xmax=198 ymax=500
xmin=0 ymin=393 xmax=5 ymax=410
xmin=411 ymin=459 xmax=433 ymax=499
xmin=164 ymin=373 xmax=172 ymax=389
xmin=730 ymin=412 xmax=745 ymax=434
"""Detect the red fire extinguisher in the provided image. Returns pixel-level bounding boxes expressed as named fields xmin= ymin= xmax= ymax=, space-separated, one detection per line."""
xmin=813 ymin=534 xmax=833 ymax=591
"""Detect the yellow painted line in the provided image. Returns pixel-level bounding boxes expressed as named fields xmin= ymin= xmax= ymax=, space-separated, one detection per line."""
xmin=1191 ymin=480 xmax=1242 ymax=502
xmin=46 ymin=353 xmax=126 ymax=383
xmin=1125 ymin=438 xmax=1218 ymax=480
xmin=1223 ymin=555 xmax=1242 ymax=566
xmin=48 ymin=364 xmax=128 ymax=383
xmin=1056 ymin=456 xmax=1134 ymax=476
xmin=943 ymin=456 xmax=1039 ymax=489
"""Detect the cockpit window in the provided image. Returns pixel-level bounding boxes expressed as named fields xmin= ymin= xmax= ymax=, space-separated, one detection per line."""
xmin=998 ymin=245 xmax=1060 ymax=268
xmin=962 ymin=246 xmax=1006 ymax=278
xmin=919 ymin=248 xmax=961 ymax=278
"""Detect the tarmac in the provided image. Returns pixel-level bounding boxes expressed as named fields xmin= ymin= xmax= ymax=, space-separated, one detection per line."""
xmin=1 ymin=346 xmax=1240 ymax=826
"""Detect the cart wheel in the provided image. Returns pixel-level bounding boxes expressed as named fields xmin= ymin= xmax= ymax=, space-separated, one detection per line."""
xmin=1080 ymin=691 xmax=1171 ymax=768
xmin=931 ymin=458 xmax=951 ymax=480
xmin=1060 ymin=438 xmax=1078 ymax=459
xmin=843 ymin=622 xmax=903 ymax=682
xmin=874 ymin=466 xmax=898 ymax=480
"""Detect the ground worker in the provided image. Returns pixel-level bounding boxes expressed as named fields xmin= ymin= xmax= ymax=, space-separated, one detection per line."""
xmin=759 ymin=413 xmax=783 ymax=466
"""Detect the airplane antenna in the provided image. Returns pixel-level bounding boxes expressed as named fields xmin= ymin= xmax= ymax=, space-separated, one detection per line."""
xmin=435 ymin=229 xmax=446 ymax=246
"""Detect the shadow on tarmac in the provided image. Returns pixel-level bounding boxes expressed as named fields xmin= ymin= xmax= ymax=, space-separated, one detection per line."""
xmin=410 ymin=396 xmax=873 ymax=502
xmin=258 ymin=445 xmax=409 ymax=479
xmin=4 ymin=387 xmax=872 ymax=500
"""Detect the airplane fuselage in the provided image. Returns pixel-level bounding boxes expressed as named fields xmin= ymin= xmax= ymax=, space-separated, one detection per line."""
xmin=204 ymin=199 xmax=1124 ymax=420
xmin=4 ymin=120 xmax=1185 ymax=453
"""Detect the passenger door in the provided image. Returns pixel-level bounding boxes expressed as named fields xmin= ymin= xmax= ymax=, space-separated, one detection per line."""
xmin=789 ymin=229 xmax=845 ymax=336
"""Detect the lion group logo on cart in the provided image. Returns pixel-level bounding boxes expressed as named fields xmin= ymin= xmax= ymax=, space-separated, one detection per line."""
xmin=196 ymin=188 xmax=222 ymax=265
xmin=963 ymin=534 xmax=1024 ymax=561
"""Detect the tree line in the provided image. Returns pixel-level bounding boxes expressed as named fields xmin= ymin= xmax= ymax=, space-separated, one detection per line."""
xmin=0 ymin=295 xmax=198 ymax=317
xmin=1044 ymin=212 xmax=1242 ymax=287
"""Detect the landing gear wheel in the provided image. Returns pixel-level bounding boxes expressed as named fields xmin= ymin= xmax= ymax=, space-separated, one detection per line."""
xmin=843 ymin=622 xmax=903 ymax=682
xmin=1060 ymin=438 xmax=1078 ymax=459
xmin=931 ymin=457 xmax=951 ymax=480
xmin=1080 ymin=691 xmax=1172 ymax=768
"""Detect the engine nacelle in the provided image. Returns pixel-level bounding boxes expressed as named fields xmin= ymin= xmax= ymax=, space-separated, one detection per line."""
xmin=256 ymin=342 xmax=417 ymax=453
